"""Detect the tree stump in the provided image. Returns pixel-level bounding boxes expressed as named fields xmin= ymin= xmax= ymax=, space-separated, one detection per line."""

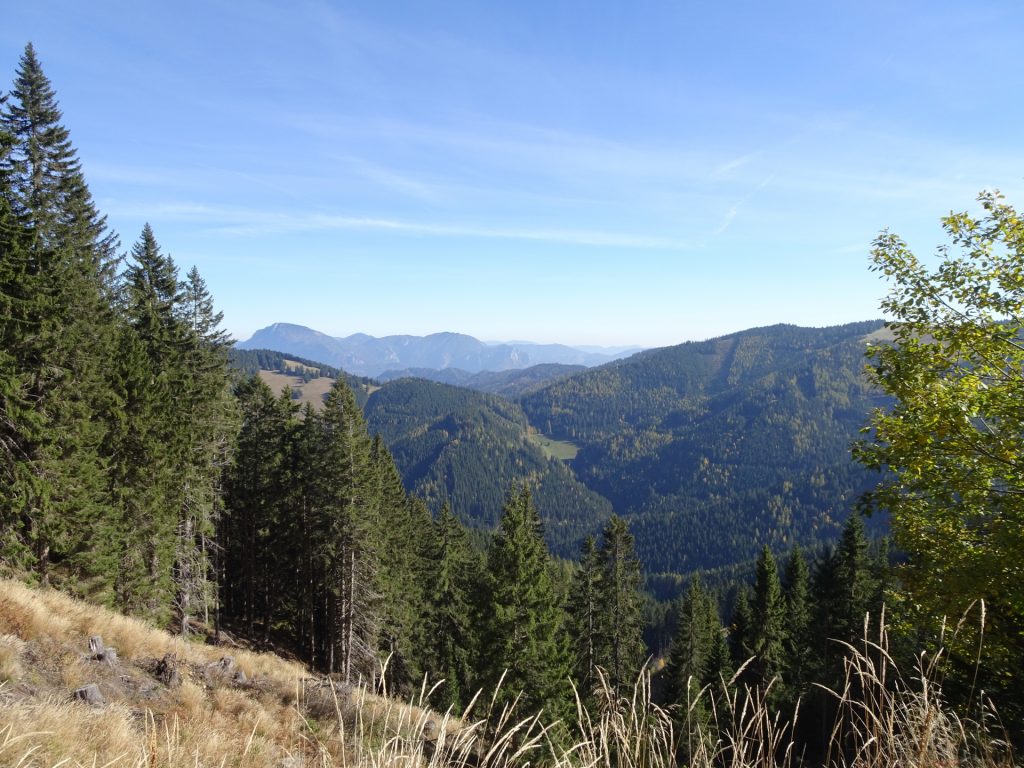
xmin=73 ymin=683 xmax=104 ymax=706
xmin=154 ymin=653 xmax=181 ymax=687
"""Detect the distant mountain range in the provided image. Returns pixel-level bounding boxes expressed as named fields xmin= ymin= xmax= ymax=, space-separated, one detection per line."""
xmin=237 ymin=323 xmax=640 ymax=378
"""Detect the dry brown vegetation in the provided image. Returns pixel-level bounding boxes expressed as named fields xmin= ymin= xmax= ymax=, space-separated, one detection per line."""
xmin=0 ymin=579 xmax=440 ymax=766
xmin=257 ymin=370 xmax=335 ymax=411
xmin=0 ymin=580 xmax=1015 ymax=767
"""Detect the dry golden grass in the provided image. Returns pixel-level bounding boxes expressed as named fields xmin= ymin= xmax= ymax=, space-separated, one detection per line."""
xmin=0 ymin=579 xmax=307 ymax=685
xmin=0 ymin=634 xmax=25 ymax=682
xmin=0 ymin=579 xmax=1015 ymax=768
xmin=257 ymin=370 xmax=334 ymax=411
xmin=0 ymin=578 xmax=509 ymax=767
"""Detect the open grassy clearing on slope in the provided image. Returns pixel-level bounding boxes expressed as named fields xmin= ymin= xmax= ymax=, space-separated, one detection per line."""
xmin=282 ymin=358 xmax=321 ymax=374
xmin=0 ymin=579 xmax=469 ymax=767
xmin=258 ymin=370 xmax=335 ymax=411
xmin=526 ymin=430 xmax=579 ymax=460
xmin=0 ymin=579 xmax=1010 ymax=768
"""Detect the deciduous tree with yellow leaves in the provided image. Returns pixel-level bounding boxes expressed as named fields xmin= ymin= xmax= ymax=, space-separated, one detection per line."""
xmin=857 ymin=191 xmax=1024 ymax=722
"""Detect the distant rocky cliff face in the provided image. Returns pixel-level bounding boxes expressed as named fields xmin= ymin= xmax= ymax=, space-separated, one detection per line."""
xmin=238 ymin=323 xmax=636 ymax=377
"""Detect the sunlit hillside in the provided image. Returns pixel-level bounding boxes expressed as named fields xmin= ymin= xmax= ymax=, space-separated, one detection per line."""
xmin=1 ymin=580 xmax=1012 ymax=767
xmin=0 ymin=579 xmax=450 ymax=767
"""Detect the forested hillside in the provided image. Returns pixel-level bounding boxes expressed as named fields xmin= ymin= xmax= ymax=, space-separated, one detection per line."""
xmin=364 ymin=378 xmax=612 ymax=554
xmin=246 ymin=322 xmax=890 ymax=572
xmin=377 ymin=362 xmax=586 ymax=397
xmin=522 ymin=321 xmax=888 ymax=571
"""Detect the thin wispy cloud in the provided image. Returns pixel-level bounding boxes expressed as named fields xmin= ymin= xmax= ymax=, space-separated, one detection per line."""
xmin=711 ymin=152 xmax=760 ymax=178
xmin=712 ymin=206 xmax=739 ymax=236
xmin=8 ymin=0 xmax=1018 ymax=345
xmin=338 ymin=156 xmax=450 ymax=203
xmin=106 ymin=200 xmax=691 ymax=250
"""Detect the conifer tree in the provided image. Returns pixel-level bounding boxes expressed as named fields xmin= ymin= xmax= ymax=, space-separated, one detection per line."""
xmin=104 ymin=225 xmax=186 ymax=619
xmin=426 ymin=503 xmax=485 ymax=711
xmin=1 ymin=43 xmax=115 ymax=260
xmin=483 ymin=486 xmax=571 ymax=722
xmin=729 ymin=586 xmax=753 ymax=674
xmin=664 ymin=577 xmax=727 ymax=760
xmin=279 ymin=401 xmax=325 ymax=661
xmin=782 ymin=546 xmax=812 ymax=700
xmin=809 ymin=546 xmax=840 ymax=684
xmin=664 ymin=577 xmax=724 ymax=704
xmin=370 ymin=435 xmax=431 ymax=693
xmin=566 ymin=536 xmax=602 ymax=701
xmin=750 ymin=546 xmax=787 ymax=695
xmin=596 ymin=514 xmax=646 ymax=696
xmin=833 ymin=512 xmax=874 ymax=644
xmin=317 ymin=380 xmax=380 ymax=682
xmin=223 ymin=377 xmax=294 ymax=636
xmin=0 ymin=43 xmax=117 ymax=580
xmin=0 ymin=132 xmax=39 ymax=567
xmin=175 ymin=264 xmax=234 ymax=632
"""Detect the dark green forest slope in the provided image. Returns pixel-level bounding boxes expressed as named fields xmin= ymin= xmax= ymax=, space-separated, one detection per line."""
xmin=521 ymin=321 xmax=888 ymax=572
xmin=364 ymin=378 xmax=613 ymax=555
xmin=377 ymin=363 xmax=586 ymax=397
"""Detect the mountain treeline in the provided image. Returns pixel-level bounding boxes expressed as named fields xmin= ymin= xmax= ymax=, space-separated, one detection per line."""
xmin=229 ymin=348 xmax=344 ymax=381
xmin=376 ymin=362 xmax=586 ymax=398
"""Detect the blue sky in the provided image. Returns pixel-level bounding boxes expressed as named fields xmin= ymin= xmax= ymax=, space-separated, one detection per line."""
xmin=3 ymin=1 xmax=1022 ymax=347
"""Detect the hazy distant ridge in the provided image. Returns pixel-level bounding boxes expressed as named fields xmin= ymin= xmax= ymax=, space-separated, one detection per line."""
xmin=238 ymin=322 xmax=638 ymax=377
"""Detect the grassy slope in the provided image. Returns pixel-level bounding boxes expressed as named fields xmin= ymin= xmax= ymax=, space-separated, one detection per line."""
xmin=258 ymin=369 xmax=335 ymax=411
xmin=0 ymin=579 xmax=445 ymax=767
xmin=526 ymin=432 xmax=579 ymax=460
xmin=0 ymin=580 xmax=1005 ymax=767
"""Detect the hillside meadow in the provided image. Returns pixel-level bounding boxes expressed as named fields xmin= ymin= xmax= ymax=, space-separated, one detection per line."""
xmin=0 ymin=579 xmax=1014 ymax=767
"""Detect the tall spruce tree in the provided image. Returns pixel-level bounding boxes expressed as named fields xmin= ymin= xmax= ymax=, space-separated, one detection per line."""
xmin=103 ymin=225 xmax=187 ymax=619
xmin=370 ymin=435 xmax=432 ymax=694
xmin=750 ymin=545 xmax=787 ymax=696
xmin=2 ymin=44 xmax=116 ymax=259
xmin=664 ymin=577 xmax=726 ymax=704
xmin=833 ymin=512 xmax=874 ymax=644
xmin=596 ymin=514 xmax=646 ymax=697
xmin=729 ymin=586 xmax=753 ymax=675
xmin=279 ymin=402 xmax=325 ymax=662
xmin=317 ymin=380 xmax=380 ymax=682
xmin=174 ymin=264 xmax=233 ymax=632
xmin=782 ymin=546 xmax=813 ymax=702
xmin=0 ymin=120 xmax=38 ymax=566
xmin=0 ymin=43 xmax=117 ymax=580
xmin=222 ymin=377 xmax=294 ymax=637
xmin=566 ymin=536 xmax=602 ymax=702
xmin=426 ymin=503 xmax=485 ymax=712
xmin=483 ymin=486 xmax=571 ymax=722
xmin=664 ymin=577 xmax=728 ymax=761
